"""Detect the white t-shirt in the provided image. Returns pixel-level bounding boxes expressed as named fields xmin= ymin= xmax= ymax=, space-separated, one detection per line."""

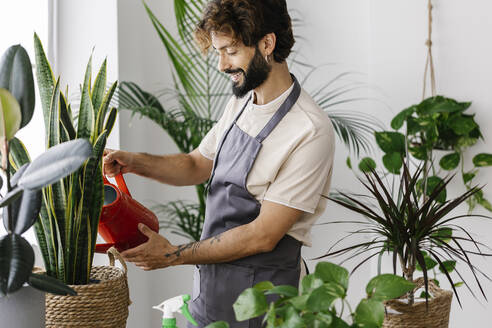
xmin=199 ymin=83 xmax=335 ymax=246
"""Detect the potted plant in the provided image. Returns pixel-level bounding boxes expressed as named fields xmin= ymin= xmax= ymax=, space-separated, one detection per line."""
xmin=322 ymin=159 xmax=492 ymax=327
xmin=0 ymin=44 xmax=92 ymax=327
xmin=204 ymin=261 xmax=415 ymax=328
xmin=3 ymin=35 xmax=130 ymax=327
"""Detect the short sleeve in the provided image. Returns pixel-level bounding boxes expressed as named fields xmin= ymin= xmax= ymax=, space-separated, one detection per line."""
xmin=263 ymin=132 xmax=335 ymax=213
xmin=198 ymin=97 xmax=237 ymax=160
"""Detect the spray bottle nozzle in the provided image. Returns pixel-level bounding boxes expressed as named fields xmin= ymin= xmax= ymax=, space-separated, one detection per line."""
xmin=153 ymin=294 xmax=198 ymax=328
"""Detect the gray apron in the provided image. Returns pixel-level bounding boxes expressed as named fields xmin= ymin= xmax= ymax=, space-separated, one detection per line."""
xmin=190 ymin=76 xmax=302 ymax=328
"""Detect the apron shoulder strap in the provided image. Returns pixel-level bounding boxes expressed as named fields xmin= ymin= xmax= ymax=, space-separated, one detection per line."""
xmin=255 ymin=74 xmax=301 ymax=143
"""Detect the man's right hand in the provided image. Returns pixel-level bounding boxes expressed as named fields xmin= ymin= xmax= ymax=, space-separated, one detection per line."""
xmin=103 ymin=149 xmax=134 ymax=177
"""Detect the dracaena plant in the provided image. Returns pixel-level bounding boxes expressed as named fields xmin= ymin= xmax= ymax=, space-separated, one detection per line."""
xmin=4 ymin=34 xmax=118 ymax=286
xmin=115 ymin=0 xmax=382 ymax=241
xmin=356 ymin=96 xmax=492 ymax=213
xmin=322 ymin=160 xmax=492 ymax=306
xmin=0 ymin=44 xmax=93 ymax=296
xmin=206 ymin=262 xmax=415 ymax=328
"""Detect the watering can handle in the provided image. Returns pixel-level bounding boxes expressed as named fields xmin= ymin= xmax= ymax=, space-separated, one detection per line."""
xmin=115 ymin=173 xmax=131 ymax=197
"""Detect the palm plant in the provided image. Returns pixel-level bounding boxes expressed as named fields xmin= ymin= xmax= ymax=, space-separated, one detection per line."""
xmin=116 ymin=0 xmax=383 ymax=241
xmin=320 ymin=160 xmax=492 ymax=306
xmin=5 ymin=34 xmax=118 ymax=285
xmin=0 ymin=44 xmax=92 ymax=296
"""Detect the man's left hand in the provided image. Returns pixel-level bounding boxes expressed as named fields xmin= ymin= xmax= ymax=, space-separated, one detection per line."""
xmin=121 ymin=223 xmax=177 ymax=270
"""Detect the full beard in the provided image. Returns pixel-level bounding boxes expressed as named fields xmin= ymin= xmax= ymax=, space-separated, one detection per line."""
xmin=225 ymin=48 xmax=272 ymax=98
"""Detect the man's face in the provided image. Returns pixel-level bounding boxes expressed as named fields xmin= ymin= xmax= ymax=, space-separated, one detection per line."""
xmin=212 ymin=32 xmax=271 ymax=98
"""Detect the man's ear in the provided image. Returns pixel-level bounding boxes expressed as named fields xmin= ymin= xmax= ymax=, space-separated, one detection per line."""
xmin=259 ymin=32 xmax=276 ymax=57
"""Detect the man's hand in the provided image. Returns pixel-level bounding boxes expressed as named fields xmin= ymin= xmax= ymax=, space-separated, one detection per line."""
xmin=121 ymin=224 xmax=181 ymax=270
xmin=103 ymin=149 xmax=134 ymax=177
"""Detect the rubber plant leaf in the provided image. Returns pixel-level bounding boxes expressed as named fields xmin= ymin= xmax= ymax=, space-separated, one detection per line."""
xmin=28 ymin=272 xmax=76 ymax=296
xmin=17 ymin=139 xmax=92 ymax=190
xmin=0 ymin=88 xmax=22 ymax=140
xmin=0 ymin=45 xmax=35 ymax=128
xmin=0 ymin=234 xmax=34 ymax=295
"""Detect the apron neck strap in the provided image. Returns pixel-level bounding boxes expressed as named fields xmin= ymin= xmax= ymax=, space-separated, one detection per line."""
xmin=255 ymin=74 xmax=301 ymax=143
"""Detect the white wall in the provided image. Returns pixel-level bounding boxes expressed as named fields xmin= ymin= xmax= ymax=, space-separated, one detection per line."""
xmin=49 ymin=1 xmax=492 ymax=327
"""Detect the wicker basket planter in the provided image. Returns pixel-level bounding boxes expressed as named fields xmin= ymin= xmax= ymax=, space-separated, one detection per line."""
xmin=383 ymin=277 xmax=453 ymax=328
xmin=45 ymin=248 xmax=131 ymax=328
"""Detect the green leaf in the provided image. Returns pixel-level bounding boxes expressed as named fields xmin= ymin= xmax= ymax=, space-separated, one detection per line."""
xmin=253 ymin=281 xmax=274 ymax=292
xmin=382 ymin=152 xmax=402 ymax=174
xmin=18 ymin=139 xmax=92 ymax=190
xmin=417 ymin=96 xmax=469 ymax=115
xmin=354 ymin=299 xmax=384 ymax=327
xmin=288 ymin=294 xmax=309 ymax=311
xmin=409 ymin=145 xmax=428 ymax=160
xmin=8 ymin=137 xmax=31 ymax=170
xmin=233 ymin=288 xmax=268 ymax=321
xmin=0 ymin=88 xmax=22 ymax=140
xmin=439 ymin=152 xmax=460 ymax=171
xmin=454 ymin=282 xmax=464 ymax=288
xmin=265 ymin=285 xmax=298 ymax=298
xmin=0 ymin=234 xmax=34 ymax=296
xmin=431 ymin=227 xmax=452 ymax=244
xmin=462 ymin=170 xmax=477 ymax=184
xmin=315 ymin=262 xmax=349 ymax=290
xmin=301 ymin=274 xmax=324 ymax=295
xmin=104 ymin=107 xmax=118 ymax=136
xmin=448 ymin=114 xmax=477 ymax=136
xmin=76 ymin=57 xmax=94 ymax=140
xmin=391 ymin=106 xmax=415 ymax=130
xmin=306 ymin=283 xmax=343 ymax=312
xmin=375 ymin=131 xmax=405 ymax=154
xmin=28 ymin=272 xmax=76 ymax=296
xmin=366 ymin=274 xmax=415 ymax=301
xmin=283 ymin=306 xmax=304 ymax=328
xmin=417 ymin=176 xmax=447 ymax=203
xmin=358 ymin=157 xmax=376 ymax=173
xmin=91 ymin=58 xmax=107 ymax=112
xmin=346 ymin=156 xmax=352 ymax=169
xmin=205 ymin=322 xmax=229 ymax=328
xmin=478 ymin=197 xmax=492 ymax=211
xmin=473 ymin=153 xmax=492 ymax=167
xmin=439 ymin=260 xmax=456 ymax=274
xmin=0 ymin=45 xmax=35 ymax=128
xmin=33 ymin=33 xmax=55 ymax=136
xmin=416 ymin=252 xmax=438 ymax=271
xmin=330 ymin=316 xmax=351 ymax=328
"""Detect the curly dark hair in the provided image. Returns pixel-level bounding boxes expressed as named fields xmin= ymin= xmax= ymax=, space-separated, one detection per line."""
xmin=194 ymin=0 xmax=295 ymax=63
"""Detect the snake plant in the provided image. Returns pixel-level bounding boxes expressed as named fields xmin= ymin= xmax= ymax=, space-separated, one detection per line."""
xmin=6 ymin=34 xmax=118 ymax=285
xmin=0 ymin=44 xmax=92 ymax=296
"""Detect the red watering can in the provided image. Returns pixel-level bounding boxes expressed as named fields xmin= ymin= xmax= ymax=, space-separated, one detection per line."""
xmin=95 ymin=173 xmax=159 ymax=253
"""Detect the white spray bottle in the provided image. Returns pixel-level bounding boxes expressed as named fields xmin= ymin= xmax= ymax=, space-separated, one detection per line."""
xmin=153 ymin=294 xmax=198 ymax=328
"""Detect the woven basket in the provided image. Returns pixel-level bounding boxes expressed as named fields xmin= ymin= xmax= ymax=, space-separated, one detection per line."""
xmin=383 ymin=277 xmax=453 ymax=328
xmin=45 ymin=247 xmax=131 ymax=328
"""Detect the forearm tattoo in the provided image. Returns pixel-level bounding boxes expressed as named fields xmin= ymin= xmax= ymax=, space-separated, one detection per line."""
xmin=165 ymin=241 xmax=202 ymax=258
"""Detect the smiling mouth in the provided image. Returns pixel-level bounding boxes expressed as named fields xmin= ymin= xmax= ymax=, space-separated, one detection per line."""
xmin=229 ymin=71 xmax=242 ymax=83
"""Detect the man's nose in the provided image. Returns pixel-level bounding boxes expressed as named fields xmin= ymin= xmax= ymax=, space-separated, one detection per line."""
xmin=218 ymin=55 xmax=230 ymax=72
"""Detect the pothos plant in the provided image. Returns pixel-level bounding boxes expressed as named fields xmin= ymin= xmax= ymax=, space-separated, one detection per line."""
xmin=205 ymin=262 xmax=415 ymax=328
xmin=0 ymin=44 xmax=92 ymax=296
xmin=354 ymin=96 xmax=492 ymax=213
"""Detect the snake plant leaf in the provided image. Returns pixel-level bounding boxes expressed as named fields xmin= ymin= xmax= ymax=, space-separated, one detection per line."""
xmin=8 ymin=137 xmax=31 ymax=170
xmin=91 ymin=58 xmax=107 ymax=112
xmin=95 ymin=81 xmax=117 ymax=135
xmin=104 ymin=107 xmax=117 ymax=135
xmin=76 ymin=57 xmax=94 ymax=140
xmin=0 ymin=88 xmax=22 ymax=140
xmin=59 ymin=93 xmax=76 ymax=140
xmin=0 ymin=234 xmax=35 ymax=295
xmin=28 ymin=272 xmax=76 ymax=296
xmin=18 ymin=139 xmax=92 ymax=190
xmin=47 ymin=78 xmax=61 ymax=148
xmin=0 ymin=45 xmax=35 ymax=128
xmin=33 ymin=33 xmax=56 ymax=134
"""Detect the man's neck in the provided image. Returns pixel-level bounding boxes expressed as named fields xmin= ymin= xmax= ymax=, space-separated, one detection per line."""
xmin=253 ymin=62 xmax=293 ymax=106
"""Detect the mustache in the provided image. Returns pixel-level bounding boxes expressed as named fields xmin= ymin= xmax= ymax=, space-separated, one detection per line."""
xmin=224 ymin=68 xmax=244 ymax=75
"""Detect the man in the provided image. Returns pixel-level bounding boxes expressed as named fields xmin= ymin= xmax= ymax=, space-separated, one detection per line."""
xmin=103 ymin=0 xmax=335 ymax=327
